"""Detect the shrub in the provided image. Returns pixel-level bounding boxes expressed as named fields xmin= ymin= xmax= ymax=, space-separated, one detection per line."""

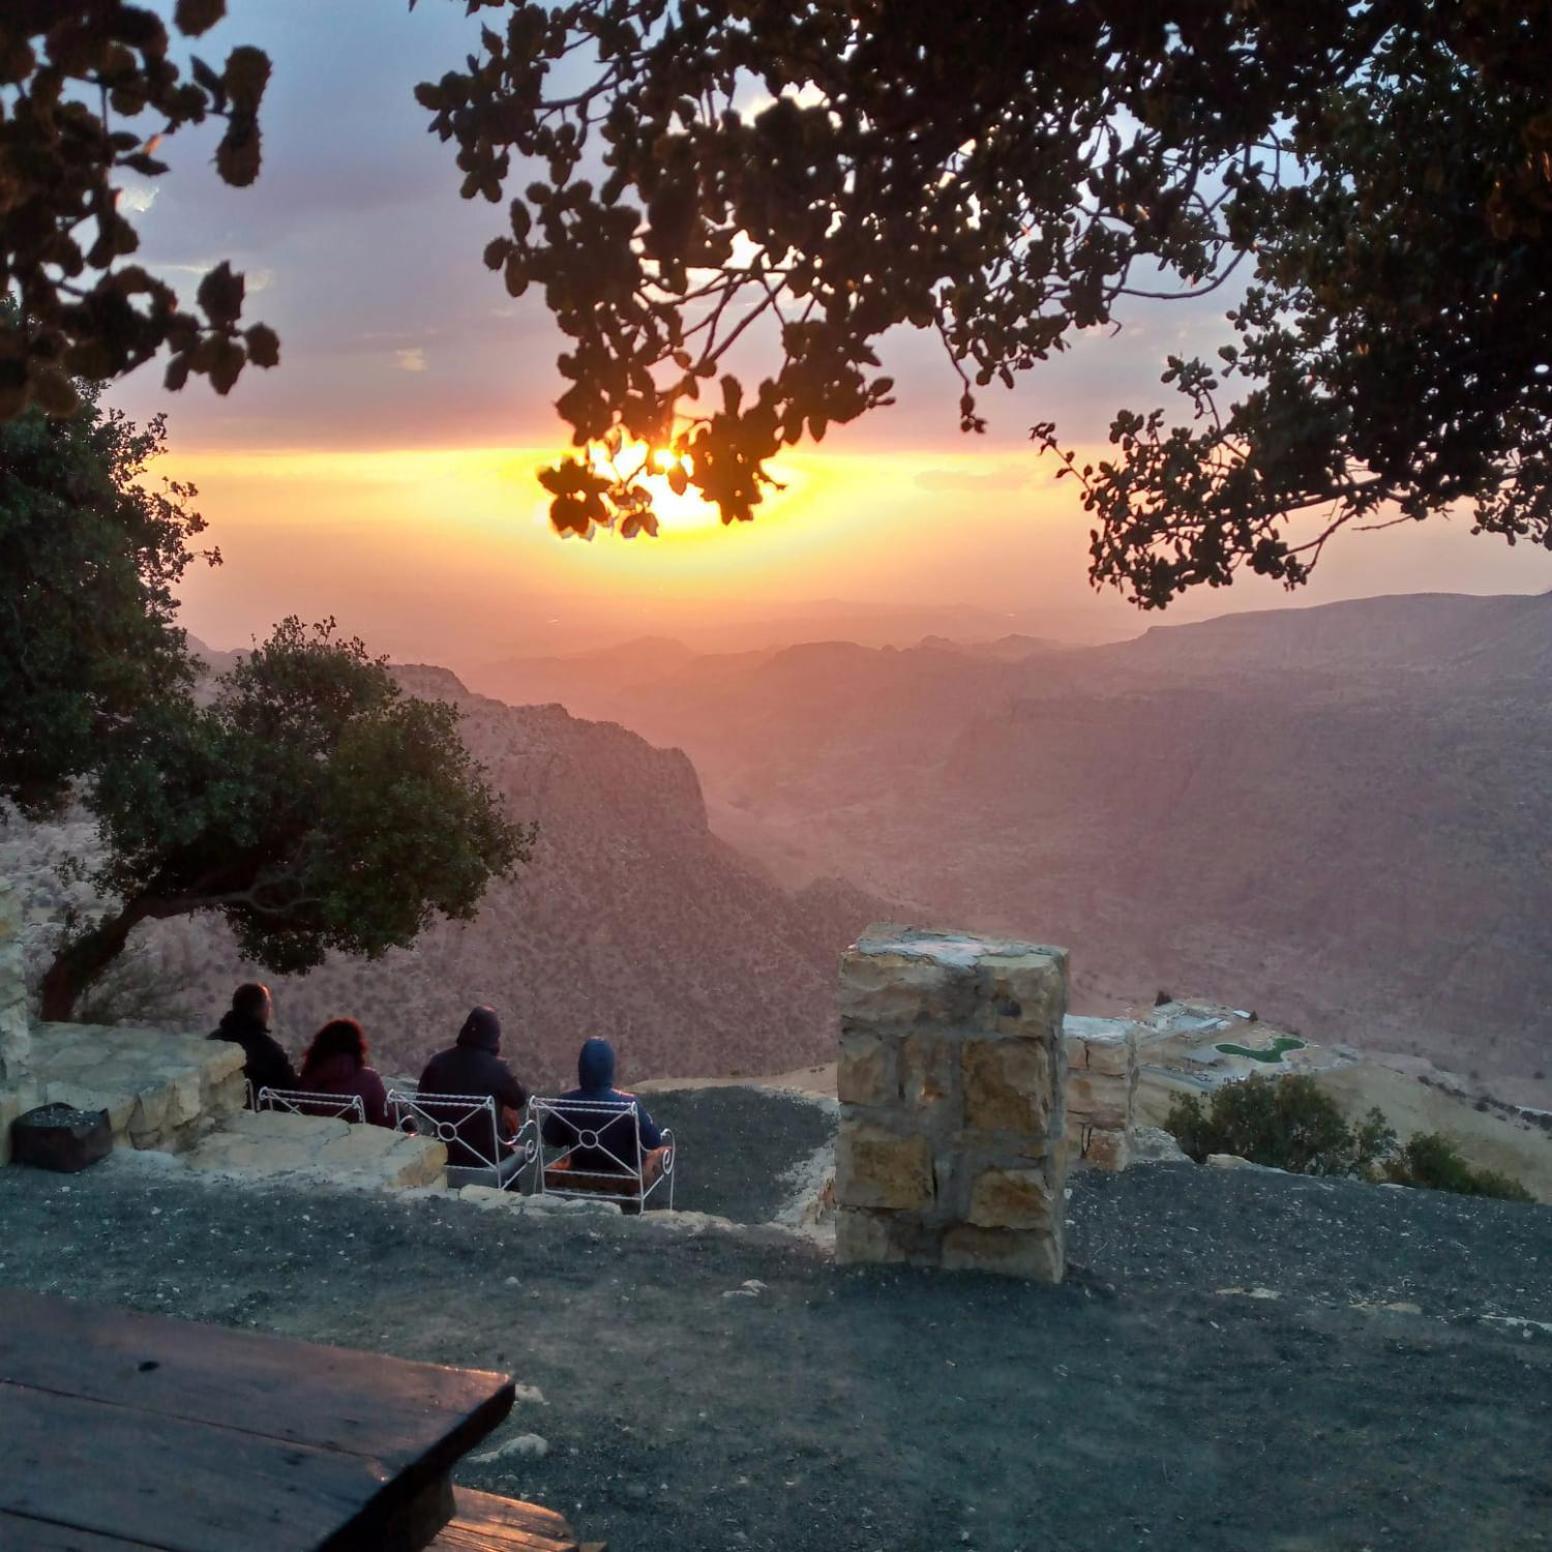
xmin=1165 ymin=1075 xmax=1395 ymax=1177
xmin=1166 ymin=1077 xmax=1536 ymax=1202
xmin=1384 ymin=1133 xmax=1535 ymax=1202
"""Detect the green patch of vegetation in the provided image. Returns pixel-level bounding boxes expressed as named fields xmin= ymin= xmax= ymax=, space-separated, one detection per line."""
xmin=1167 ymin=1075 xmax=1394 ymax=1177
xmin=1166 ymin=1075 xmax=1534 ymax=1203
xmin=1215 ymin=1037 xmax=1307 ymax=1063
xmin=1384 ymin=1133 xmax=1535 ymax=1202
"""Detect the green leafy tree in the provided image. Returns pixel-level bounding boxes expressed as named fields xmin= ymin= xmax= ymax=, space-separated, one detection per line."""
xmin=0 ymin=385 xmax=213 ymax=815
xmin=0 ymin=1 xmax=277 ymax=419
xmin=38 ymin=619 xmax=534 ymax=1020
xmin=414 ymin=1 xmax=1551 ymax=597
xmin=1384 ymin=1132 xmax=1534 ymax=1202
xmin=1166 ymin=1074 xmax=1396 ymax=1177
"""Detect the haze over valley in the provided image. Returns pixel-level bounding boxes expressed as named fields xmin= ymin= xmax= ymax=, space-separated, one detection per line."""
xmin=468 ymin=590 xmax=1552 ymax=1105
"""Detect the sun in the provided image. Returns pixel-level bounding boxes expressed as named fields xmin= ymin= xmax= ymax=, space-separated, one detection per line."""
xmin=584 ymin=438 xmax=800 ymax=539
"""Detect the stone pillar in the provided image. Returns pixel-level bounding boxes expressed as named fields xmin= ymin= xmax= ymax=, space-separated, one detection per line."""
xmin=835 ymin=924 xmax=1069 ymax=1282
xmin=0 ymin=877 xmax=39 ymax=1165
xmin=1062 ymin=1014 xmax=1139 ymax=1171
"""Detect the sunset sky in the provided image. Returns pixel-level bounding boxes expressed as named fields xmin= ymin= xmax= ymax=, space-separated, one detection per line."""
xmin=106 ymin=0 xmax=1552 ymax=670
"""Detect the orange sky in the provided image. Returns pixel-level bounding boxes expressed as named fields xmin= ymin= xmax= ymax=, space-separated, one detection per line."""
xmin=158 ymin=438 xmax=1552 ymax=670
xmin=108 ymin=0 xmax=1552 ymax=671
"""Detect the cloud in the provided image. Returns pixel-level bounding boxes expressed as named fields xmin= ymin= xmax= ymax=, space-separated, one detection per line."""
xmin=913 ymin=464 xmax=1036 ymax=494
xmin=394 ymin=348 xmax=429 ymax=373
xmin=156 ymin=262 xmax=275 ymax=294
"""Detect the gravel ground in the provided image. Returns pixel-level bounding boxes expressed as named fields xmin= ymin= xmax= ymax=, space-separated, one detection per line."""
xmin=630 ymin=1087 xmax=836 ymax=1223
xmin=1 ymin=1096 xmax=1549 ymax=1552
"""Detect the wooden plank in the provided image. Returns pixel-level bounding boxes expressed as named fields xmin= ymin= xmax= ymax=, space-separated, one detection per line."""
xmin=0 ymin=1290 xmax=513 ymax=1475
xmin=0 ymin=1382 xmax=392 ymax=1552
xmin=0 ymin=1508 xmax=166 ymax=1552
xmin=426 ymin=1488 xmax=586 ymax=1552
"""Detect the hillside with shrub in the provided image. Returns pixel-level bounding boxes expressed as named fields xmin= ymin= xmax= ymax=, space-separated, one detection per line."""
xmin=3 ymin=670 xmax=885 ymax=1086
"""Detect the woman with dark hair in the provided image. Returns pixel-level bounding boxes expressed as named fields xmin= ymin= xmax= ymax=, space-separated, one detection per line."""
xmin=297 ymin=1018 xmax=389 ymax=1127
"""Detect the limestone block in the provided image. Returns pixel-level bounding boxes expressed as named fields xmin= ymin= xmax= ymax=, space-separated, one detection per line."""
xmin=207 ymin=1070 xmax=248 ymax=1123
xmin=1081 ymin=1038 xmax=1135 ymax=1079
xmin=0 ymin=1087 xmax=34 ymax=1166
xmin=836 ymin=1119 xmax=933 ymax=1211
xmin=459 ymin=1185 xmax=512 ymax=1210
xmin=130 ymin=1087 xmax=171 ymax=1137
xmin=1066 ymin=1070 xmax=1131 ymax=1131
xmin=393 ymin=1137 xmax=447 ymax=1189
xmin=942 ymin=1224 xmax=1065 ymax=1284
xmin=974 ymin=948 xmax=1069 ymax=1036
xmin=41 ymin=1080 xmax=134 ymax=1136
xmin=835 ymin=1207 xmax=911 ymax=1265
xmin=962 ymin=1039 xmax=1055 ymax=1133
xmin=0 ymin=1005 xmax=30 ymax=1089
xmin=1081 ymin=1129 xmax=1131 ymax=1171
xmin=839 ymin=945 xmax=974 ymax=1030
xmin=242 ymin=1110 xmax=351 ymax=1142
xmin=967 ymin=1166 xmax=1056 ymax=1231
xmin=899 ymin=1035 xmax=957 ymax=1120
xmin=837 ymin=1031 xmax=899 ymax=1108
xmin=1062 ymin=1015 xmax=1137 ymax=1075
xmin=185 ymin=1137 xmax=285 ymax=1174
xmin=315 ymin=1125 xmax=398 ymax=1166
xmin=167 ymin=1067 xmax=204 ymax=1129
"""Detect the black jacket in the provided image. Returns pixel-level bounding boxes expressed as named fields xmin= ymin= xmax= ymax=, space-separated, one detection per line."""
xmin=418 ymin=1024 xmax=529 ymax=1168
xmin=209 ymin=1010 xmax=296 ymax=1098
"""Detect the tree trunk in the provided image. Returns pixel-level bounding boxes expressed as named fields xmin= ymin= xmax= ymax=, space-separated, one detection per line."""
xmin=38 ymin=902 xmax=153 ymax=1022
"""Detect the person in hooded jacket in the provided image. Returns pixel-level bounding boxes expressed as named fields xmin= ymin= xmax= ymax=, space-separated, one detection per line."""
xmin=542 ymin=1037 xmax=668 ymax=1193
xmin=209 ymin=982 xmax=296 ymax=1102
xmin=417 ymin=1006 xmax=530 ymax=1168
xmin=296 ymin=1018 xmax=389 ymax=1126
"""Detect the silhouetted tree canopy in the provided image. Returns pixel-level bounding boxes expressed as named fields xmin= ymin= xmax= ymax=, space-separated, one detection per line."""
xmin=0 ymin=1 xmax=276 ymax=420
xmin=39 ymin=618 xmax=534 ymax=1020
xmin=0 ymin=385 xmax=213 ymax=815
xmin=416 ymin=0 xmax=1552 ymax=605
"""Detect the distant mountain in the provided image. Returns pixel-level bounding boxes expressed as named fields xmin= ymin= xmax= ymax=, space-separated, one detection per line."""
xmin=488 ymin=592 xmax=1552 ymax=1095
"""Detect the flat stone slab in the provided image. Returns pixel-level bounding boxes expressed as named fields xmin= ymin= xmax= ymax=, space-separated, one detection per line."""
xmin=26 ymin=1023 xmax=246 ymax=1151
xmin=182 ymin=1110 xmax=447 ymax=1191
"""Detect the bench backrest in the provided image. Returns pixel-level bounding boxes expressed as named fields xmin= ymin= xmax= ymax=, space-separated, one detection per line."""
xmin=530 ymin=1095 xmax=675 ymax=1208
xmin=387 ymin=1089 xmax=504 ymax=1168
xmin=255 ymin=1087 xmax=367 ymax=1124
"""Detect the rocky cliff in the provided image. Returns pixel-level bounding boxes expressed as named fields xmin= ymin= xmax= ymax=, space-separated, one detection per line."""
xmin=3 ymin=673 xmax=887 ymax=1087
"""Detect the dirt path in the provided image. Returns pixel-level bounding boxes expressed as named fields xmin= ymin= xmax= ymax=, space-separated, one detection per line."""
xmin=1 ymin=1114 xmax=1549 ymax=1552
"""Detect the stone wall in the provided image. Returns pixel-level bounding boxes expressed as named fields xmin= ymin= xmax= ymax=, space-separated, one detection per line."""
xmin=28 ymin=1023 xmax=247 ymax=1154
xmin=835 ymin=925 xmax=1069 ymax=1282
xmin=1063 ymin=1014 xmax=1139 ymax=1171
xmin=0 ymin=878 xmax=39 ymax=1164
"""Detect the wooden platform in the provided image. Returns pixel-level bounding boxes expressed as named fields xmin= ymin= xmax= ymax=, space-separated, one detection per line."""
xmin=430 ymin=1487 xmax=600 ymax=1552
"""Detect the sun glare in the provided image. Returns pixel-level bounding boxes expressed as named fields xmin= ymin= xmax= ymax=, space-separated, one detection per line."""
xmin=584 ymin=438 xmax=790 ymax=539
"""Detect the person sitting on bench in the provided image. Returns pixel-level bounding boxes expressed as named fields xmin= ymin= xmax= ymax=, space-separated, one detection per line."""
xmin=209 ymin=982 xmax=295 ymax=1102
xmin=543 ymin=1037 xmax=668 ymax=1191
xmin=297 ymin=1017 xmax=389 ymax=1126
xmin=417 ymin=1006 xmax=530 ymax=1168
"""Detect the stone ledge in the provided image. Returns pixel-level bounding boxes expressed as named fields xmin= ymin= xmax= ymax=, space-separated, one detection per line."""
xmin=457 ymin=1185 xmax=622 ymax=1217
xmin=27 ymin=1022 xmax=246 ymax=1155
xmin=181 ymin=1110 xmax=447 ymax=1190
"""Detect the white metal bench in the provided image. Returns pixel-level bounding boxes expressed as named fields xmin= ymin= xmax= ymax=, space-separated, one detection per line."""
xmin=255 ymin=1086 xmax=366 ymax=1124
xmin=386 ymin=1088 xmax=535 ymax=1190
xmin=530 ymin=1095 xmax=676 ymax=1212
